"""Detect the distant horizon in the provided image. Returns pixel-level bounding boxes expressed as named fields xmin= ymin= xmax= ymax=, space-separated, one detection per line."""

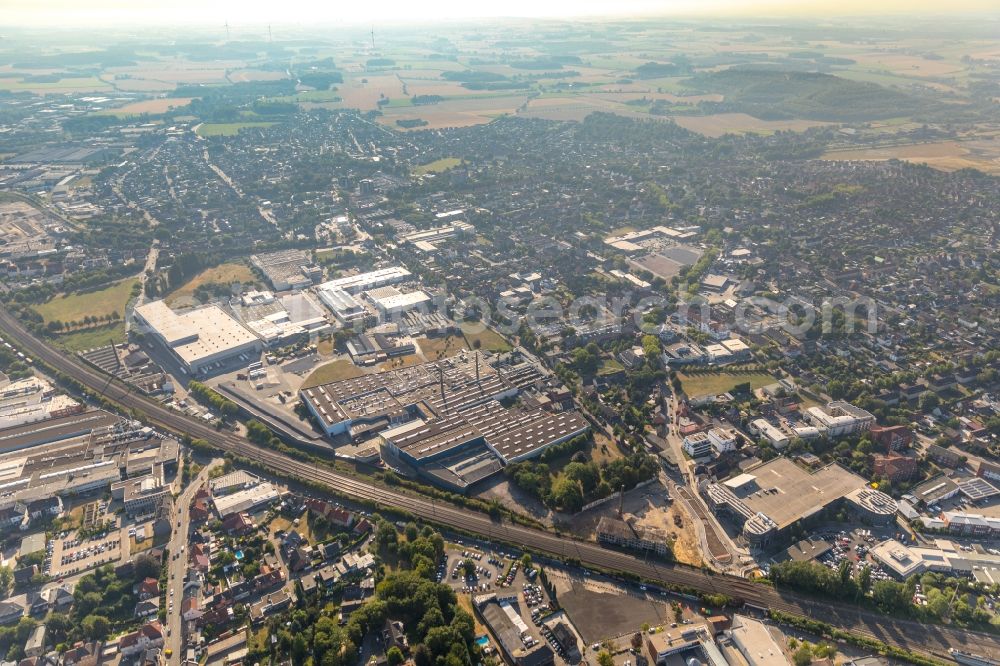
xmin=3 ymin=0 xmax=1000 ymax=29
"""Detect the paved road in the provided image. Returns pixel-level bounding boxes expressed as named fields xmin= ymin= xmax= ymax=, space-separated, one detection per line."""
xmin=165 ymin=461 xmax=220 ymax=666
xmin=1 ymin=306 xmax=994 ymax=661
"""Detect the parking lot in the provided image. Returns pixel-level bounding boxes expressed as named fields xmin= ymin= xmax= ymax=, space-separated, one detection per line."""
xmin=48 ymin=509 xmax=124 ymax=579
xmin=810 ymin=527 xmax=897 ymax=585
xmin=438 ymin=547 xmax=504 ymax=594
xmin=439 ymin=545 xmax=580 ymax=664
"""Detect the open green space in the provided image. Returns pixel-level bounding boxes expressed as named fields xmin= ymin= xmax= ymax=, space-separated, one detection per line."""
xmin=414 ymin=157 xmax=462 ymax=174
xmin=597 ymin=358 xmax=625 ymax=376
xmin=677 ymin=370 xmax=776 ymax=397
xmin=301 ymin=360 xmax=366 ymax=388
xmin=164 ymin=262 xmax=255 ymax=305
xmin=461 ymin=325 xmax=512 ymax=353
xmin=33 ymin=278 xmax=138 ymax=325
xmin=195 ymin=122 xmax=277 ymax=137
xmin=54 ymin=322 xmax=127 ymax=352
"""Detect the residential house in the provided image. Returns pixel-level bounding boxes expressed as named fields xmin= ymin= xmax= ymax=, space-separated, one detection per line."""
xmin=0 ymin=600 xmax=24 ymax=625
xmin=181 ymin=597 xmax=203 ymax=623
xmin=134 ymin=598 xmax=159 ymax=619
xmin=119 ymin=622 xmax=164 ymax=658
xmin=221 ymin=512 xmax=254 ymax=536
xmin=136 ymin=578 xmax=159 ymax=600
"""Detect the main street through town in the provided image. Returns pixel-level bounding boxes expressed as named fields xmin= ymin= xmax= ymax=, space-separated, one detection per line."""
xmin=164 ymin=461 xmax=219 ymax=665
xmin=0 ymin=306 xmax=995 ymax=661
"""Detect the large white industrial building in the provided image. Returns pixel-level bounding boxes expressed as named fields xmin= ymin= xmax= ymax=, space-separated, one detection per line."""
xmin=134 ymin=300 xmax=262 ymax=375
xmin=316 ymin=286 xmax=367 ymax=326
xmin=317 ymin=266 xmax=411 ymax=295
xmin=366 ymin=288 xmax=432 ymax=320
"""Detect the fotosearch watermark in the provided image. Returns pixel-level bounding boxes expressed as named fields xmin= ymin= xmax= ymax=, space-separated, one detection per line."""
xmin=325 ymin=283 xmax=880 ymax=341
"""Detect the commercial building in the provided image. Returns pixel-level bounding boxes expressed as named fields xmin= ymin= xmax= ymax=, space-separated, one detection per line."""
xmin=399 ymin=220 xmax=474 ymax=252
xmin=212 ymin=482 xmax=280 ymax=517
xmin=704 ymin=459 xmax=895 ymax=545
xmin=727 ymin=615 xmax=787 ymax=666
xmin=365 ymin=287 xmax=432 ymax=320
xmin=871 ymin=538 xmax=1000 ymax=581
xmin=134 ymin=300 xmax=262 ymax=376
xmin=474 ymin=595 xmax=554 ymax=666
xmin=957 ymin=477 xmax=1000 ymax=503
xmin=911 ymin=475 xmax=961 ymax=507
xmin=805 ymin=402 xmax=875 ymax=437
xmin=113 ymin=471 xmax=170 ymax=516
xmin=317 ymin=266 xmax=411 ymax=295
xmin=251 ymin=250 xmax=321 ymax=291
xmin=316 ymin=286 xmax=367 ymax=326
xmin=978 ymin=460 xmax=1000 ymax=484
xmin=644 ymin=626 xmax=726 ymax=666
xmin=942 ymin=512 xmax=1000 ymax=539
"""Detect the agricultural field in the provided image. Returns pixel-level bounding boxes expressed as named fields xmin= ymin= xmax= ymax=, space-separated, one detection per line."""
xmin=0 ymin=76 xmax=112 ymax=94
xmin=164 ymin=262 xmax=255 ymax=306
xmin=195 ymin=122 xmax=277 ymax=137
xmin=677 ymin=370 xmax=777 ymax=397
xmin=33 ymin=278 xmax=139 ymax=326
xmin=376 ymin=94 xmax=530 ymax=130
xmin=97 ymin=97 xmax=193 ymax=116
xmin=671 ymin=113 xmax=833 ymax=137
xmin=821 ymin=138 xmax=1000 ymax=174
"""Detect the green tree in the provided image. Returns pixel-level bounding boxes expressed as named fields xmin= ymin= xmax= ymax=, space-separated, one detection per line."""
xmin=597 ymin=651 xmax=615 ymax=666
xmin=81 ymin=615 xmax=111 ymax=640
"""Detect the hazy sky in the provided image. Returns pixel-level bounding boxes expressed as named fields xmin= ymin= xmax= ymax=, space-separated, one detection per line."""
xmin=2 ymin=0 xmax=998 ymax=27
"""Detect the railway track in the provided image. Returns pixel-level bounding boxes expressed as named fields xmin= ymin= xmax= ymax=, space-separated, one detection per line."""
xmin=0 ymin=306 xmax=993 ymax=660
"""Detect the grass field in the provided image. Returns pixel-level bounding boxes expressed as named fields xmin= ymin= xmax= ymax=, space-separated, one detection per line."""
xmin=301 ymin=360 xmax=366 ymax=388
xmin=597 ymin=358 xmax=625 ymax=376
xmin=414 ymin=157 xmax=462 ymax=175
xmin=678 ymin=371 xmax=776 ymax=397
xmin=164 ymin=262 xmax=255 ymax=306
xmin=34 ymin=278 xmax=138 ymax=325
xmin=54 ymin=323 xmax=127 ymax=352
xmin=418 ymin=334 xmax=468 ymax=360
xmin=377 ymin=355 xmax=424 ymax=372
xmin=195 ymin=122 xmax=276 ymax=137
xmin=461 ymin=326 xmax=512 ymax=353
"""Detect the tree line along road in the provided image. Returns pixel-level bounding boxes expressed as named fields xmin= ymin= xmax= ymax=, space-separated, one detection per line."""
xmin=0 ymin=305 xmax=994 ymax=661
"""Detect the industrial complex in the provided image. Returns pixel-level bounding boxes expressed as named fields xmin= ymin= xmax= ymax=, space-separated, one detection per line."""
xmin=301 ymin=352 xmax=588 ymax=492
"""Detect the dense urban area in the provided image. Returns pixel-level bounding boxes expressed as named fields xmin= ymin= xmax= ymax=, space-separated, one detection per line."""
xmin=0 ymin=12 xmax=998 ymax=666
